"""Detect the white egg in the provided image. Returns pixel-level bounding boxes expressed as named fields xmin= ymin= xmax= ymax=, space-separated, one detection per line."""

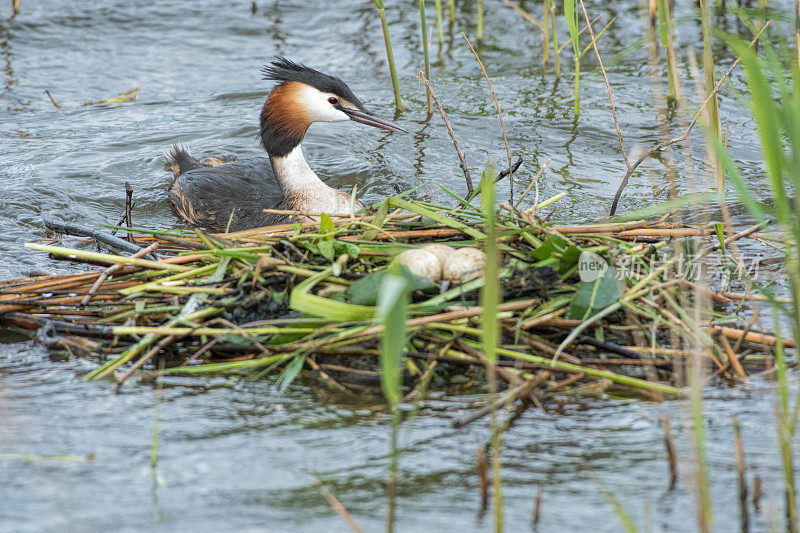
xmin=420 ymin=244 xmax=455 ymax=267
xmin=393 ymin=249 xmax=442 ymax=281
xmin=442 ymin=247 xmax=486 ymax=283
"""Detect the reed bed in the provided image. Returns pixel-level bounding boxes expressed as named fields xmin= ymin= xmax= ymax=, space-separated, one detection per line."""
xmin=0 ymin=198 xmax=788 ymax=412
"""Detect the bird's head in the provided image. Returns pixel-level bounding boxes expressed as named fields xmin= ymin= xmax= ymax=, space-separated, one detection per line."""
xmin=259 ymin=57 xmax=406 ymax=157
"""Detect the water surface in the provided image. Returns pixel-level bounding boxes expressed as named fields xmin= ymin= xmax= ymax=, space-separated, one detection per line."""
xmin=0 ymin=1 xmax=796 ymax=531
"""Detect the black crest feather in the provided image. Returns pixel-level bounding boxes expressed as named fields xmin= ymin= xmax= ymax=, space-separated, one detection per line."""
xmin=262 ymin=57 xmax=364 ymax=109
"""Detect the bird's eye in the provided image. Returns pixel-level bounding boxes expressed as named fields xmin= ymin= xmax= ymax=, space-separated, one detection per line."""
xmin=328 ymin=96 xmax=339 ymax=105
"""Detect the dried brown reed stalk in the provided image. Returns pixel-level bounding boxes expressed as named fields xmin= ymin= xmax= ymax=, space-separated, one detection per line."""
xmin=573 ymin=0 xmax=772 ymax=217
xmin=733 ymin=415 xmax=750 ymax=532
xmin=660 ymin=413 xmax=679 ymax=488
xmin=310 ymin=471 xmax=365 ymax=533
xmin=416 ymin=68 xmax=474 ymax=194
xmin=607 ymin=20 xmax=772 ymax=215
xmin=81 ymin=242 xmax=159 ymax=306
xmin=44 ymin=90 xmax=60 ymax=109
xmin=462 ymin=32 xmax=515 ymax=202
xmin=500 ymin=0 xmax=544 ymax=30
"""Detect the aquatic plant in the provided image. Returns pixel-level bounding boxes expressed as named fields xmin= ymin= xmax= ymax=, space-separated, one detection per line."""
xmin=477 ymin=0 xmax=484 ymax=41
xmin=419 ymin=0 xmax=433 ymax=114
xmin=712 ymin=29 xmax=800 ymax=530
xmin=10 ymin=201 xmax=786 ymax=400
xmin=550 ymin=0 xmax=561 ymax=77
xmin=656 ymin=0 xmax=680 ymax=103
xmin=479 ymin=163 xmax=504 ymax=531
xmin=700 ymin=0 xmax=722 ymax=189
xmin=373 ymin=0 xmax=404 ymax=112
xmin=564 ymin=0 xmax=580 ymax=115
xmin=376 ymin=262 xmax=407 ymax=533
xmin=434 ymin=0 xmax=444 ymax=48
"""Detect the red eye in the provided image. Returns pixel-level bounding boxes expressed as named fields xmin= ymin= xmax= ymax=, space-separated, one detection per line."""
xmin=328 ymin=96 xmax=339 ymax=105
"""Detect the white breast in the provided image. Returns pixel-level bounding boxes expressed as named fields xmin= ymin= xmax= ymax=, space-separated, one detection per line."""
xmin=270 ymin=143 xmax=363 ymax=217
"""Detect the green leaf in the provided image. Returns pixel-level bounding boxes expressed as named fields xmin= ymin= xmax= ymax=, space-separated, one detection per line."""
xmin=376 ymin=273 xmax=408 ymax=407
xmin=531 ymin=235 xmax=567 ymax=261
xmin=656 ymin=0 xmax=670 ymax=49
xmin=362 ymin=199 xmax=389 ymax=241
xmin=344 ymin=265 xmax=433 ymax=306
xmin=290 ymin=268 xmax=378 ymax=321
xmin=320 ymin=213 xmax=335 ymax=237
xmin=565 ymin=266 xmax=622 ymax=321
xmin=559 ymin=245 xmax=582 ymax=273
xmin=480 ymin=161 xmax=499 ymax=366
xmin=334 ymin=241 xmax=360 ymax=259
xmin=564 ymin=0 xmax=579 ymax=53
xmin=317 ymin=240 xmax=335 ymax=261
xmin=276 ymin=354 xmax=306 ymax=391
xmin=300 ymin=241 xmax=319 ymax=255
xmin=713 ymin=223 xmax=725 ymax=254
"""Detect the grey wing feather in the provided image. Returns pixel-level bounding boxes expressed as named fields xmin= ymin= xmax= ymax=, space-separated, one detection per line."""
xmin=168 ymin=157 xmax=290 ymax=232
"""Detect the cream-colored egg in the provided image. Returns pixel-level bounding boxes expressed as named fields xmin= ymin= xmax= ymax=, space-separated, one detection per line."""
xmin=442 ymin=247 xmax=486 ymax=283
xmin=420 ymin=244 xmax=455 ymax=267
xmin=393 ymin=249 xmax=442 ymax=281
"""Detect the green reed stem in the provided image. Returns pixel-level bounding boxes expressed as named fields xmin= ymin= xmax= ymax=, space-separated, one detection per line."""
xmin=477 ymin=0 xmax=484 ymax=41
xmin=657 ymin=0 xmax=680 ymax=103
xmin=150 ymin=358 xmax=164 ymax=485
xmin=550 ymin=0 xmax=561 ymax=78
xmin=375 ymin=1 xmax=404 ymax=112
xmin=564 ymin=0 xmax=580 ymax=116
xmin=689 ymin=342 xmax=712 ymax=533
xmin=773 ymin=312 xmax=798 ymax=532
xmin=419 ymin=0 xmax=433 ymax=114
xmin=386 ymin=416 xmax=399 ymax=533
xmin=542 ymin=0 xmax=550 ymax=65
xmin=24 ymin=243 xmax=191 ymax=273
xmin=448 ymin=0 xmax=455 ymax=22
xmin=435 ymin=0 xmax=444 ymax=47
xmin=700 ymin=0 xmax=722 ymax=187
xmin=480 ymin=163 xmax=503 ymax=532
xmin=376 ymin=266 xmax=408 ymax=533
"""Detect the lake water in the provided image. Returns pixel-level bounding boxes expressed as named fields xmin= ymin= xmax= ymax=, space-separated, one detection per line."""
xmin=0 ymin=0 xmax=796 ymax=531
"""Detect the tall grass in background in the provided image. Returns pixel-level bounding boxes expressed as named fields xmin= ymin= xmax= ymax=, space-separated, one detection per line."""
xmin=713 ymin=30 xmax=800 ymax=532
xmin=477 ymin=0 xmax=484 ymax=41
xmin=564 ymin=0 xmax=581 ymax=115
xmin=374 ymin=0 xmax=405 ymax=112
xmin=376 ymin=265 xmax=409 ymax=533
xmin=150 ymin=360 xmax=165 ymax=487
xmin=542 ymin=0 xmax=550 ymax=65
xmin=435 ymin=0 xmax=445 ymax=48
xmin=700 ymin=0 xmax=723 ymax=191
xmin=479 ymin=163 xmax=503 ymax=532
xmin=657 ymin=0 xmax=680 ymax=103
xmin=549 ymin=0 xmax=561 ymax=77
xmin=419 ymin=0 xmax=433 ymax=114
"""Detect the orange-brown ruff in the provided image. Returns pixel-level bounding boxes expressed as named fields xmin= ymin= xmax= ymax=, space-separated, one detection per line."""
xmin=261 ymin=81 xmax=312 ymax=141
xmin=166 ymin=58 xmax=405 ymax=232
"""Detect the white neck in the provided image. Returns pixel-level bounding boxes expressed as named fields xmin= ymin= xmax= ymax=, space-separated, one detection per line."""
xmin=269 ymin=142 xmax=361 ymax=216
xmin=269 ymin=144 xmax=330 ymax=196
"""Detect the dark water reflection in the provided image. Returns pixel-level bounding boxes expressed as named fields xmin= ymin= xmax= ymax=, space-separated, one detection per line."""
xmin=0 ymin=0 xmax=797 ymax=531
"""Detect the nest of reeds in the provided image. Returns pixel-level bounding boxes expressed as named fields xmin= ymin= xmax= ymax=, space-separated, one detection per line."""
xmin=0 ymin=197 xmax=791 ymax=416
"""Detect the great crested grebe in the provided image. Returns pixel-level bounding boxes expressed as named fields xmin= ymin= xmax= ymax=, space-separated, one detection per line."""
xmin=166 ymin=57 xmax=406 ymax=232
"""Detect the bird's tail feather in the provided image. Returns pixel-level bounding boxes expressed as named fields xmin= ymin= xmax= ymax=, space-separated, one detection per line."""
xmin=165 ymin=144 xmax=203 ymax=176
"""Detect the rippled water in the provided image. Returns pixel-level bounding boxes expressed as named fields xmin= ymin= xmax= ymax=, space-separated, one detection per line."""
xmin=0 ymin=1 xmax=797 ymax=531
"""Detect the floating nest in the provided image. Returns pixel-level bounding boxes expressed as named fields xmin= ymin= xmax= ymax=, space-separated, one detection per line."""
xmin=0 ymin=197 xmax=793 ymax=419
